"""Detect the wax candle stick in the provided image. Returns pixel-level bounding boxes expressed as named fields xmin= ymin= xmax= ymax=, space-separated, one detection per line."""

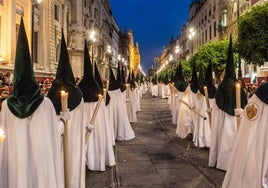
xmin=236 ymin=83 xmax=241 ymax=109
xmin=61 ymin=90 xmax=68 ymax=112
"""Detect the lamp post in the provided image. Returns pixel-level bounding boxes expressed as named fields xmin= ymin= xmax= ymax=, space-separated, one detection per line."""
xmin=174 ymin=45 xmax=180 ymax=66
xmin=31 ymin=0 xmax=42 ymax=64
xmin=89 ymin=30 xmax=96 ymax=76
xmin=188 ymin=27 xmax=196 ymax=55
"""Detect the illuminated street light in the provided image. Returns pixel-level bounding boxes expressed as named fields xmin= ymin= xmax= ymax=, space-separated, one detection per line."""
xmin=188 ymin=27 xmax=196 ymax=55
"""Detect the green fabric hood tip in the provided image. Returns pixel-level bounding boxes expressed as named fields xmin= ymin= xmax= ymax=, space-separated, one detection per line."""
xmin=199 ymin=60 xmax=217 ymax=99
xmin=215 ymin=36 xmax=247 ymax=116
xmin=47 ymin=31 xmax=82 ymax=115
xmin=174 ymin=62 xmax=188 ymax=92
xmin=78 ymin=41 xmax=102 ymax=103
xmin=7 ymin=17 xmax=44 ymax=118
xmin=190 ymin=62 xmax=200 ymax=93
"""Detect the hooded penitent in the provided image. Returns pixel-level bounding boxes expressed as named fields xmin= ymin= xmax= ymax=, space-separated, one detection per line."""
xmin=78 ymin=41 xmax=102 ymax=102
xmin=108 ymin=66 xmax=120 ymax=91
xmin=174 ymin=62 xmax=188 ymax=92
xmin=190 ymin=62 xmax=200 ymax=93
xmin=7 ymin=18 xmax=44 ymax=118
xmin=255 ymin=81 xmax=268 ymax=105
xmin=215 ymin=36 xmax=247 ymax=115
xmin=47 ymin=32 xmax=83 ymax=114
xmin=199 ymin=61 xmax=217 ymax=98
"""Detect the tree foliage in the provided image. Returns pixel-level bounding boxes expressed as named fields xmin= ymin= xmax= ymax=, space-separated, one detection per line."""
xmin=189 ymin=39 xmax=232 ymax=83
xmin=238 ymin=3 xmax=268 ymax=65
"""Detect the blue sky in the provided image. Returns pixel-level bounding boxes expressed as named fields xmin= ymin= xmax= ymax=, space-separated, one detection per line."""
xmin=110 ymin=0 xmax=192 ymax=73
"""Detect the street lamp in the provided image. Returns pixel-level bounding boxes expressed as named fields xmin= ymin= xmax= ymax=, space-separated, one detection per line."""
xmin=188 ymin=27 xmax=196 ymax=55
xmin=31 ymin=0 xmax=42 ymax=63
xmin=89 ymin=30 xmax=96 ymax=76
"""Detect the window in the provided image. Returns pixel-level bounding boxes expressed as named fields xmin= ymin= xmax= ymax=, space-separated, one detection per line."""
xmin=54 ymin=4 xmax=59 ymax=21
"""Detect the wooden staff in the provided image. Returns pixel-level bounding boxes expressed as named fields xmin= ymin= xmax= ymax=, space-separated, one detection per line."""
xmin=204 ymin=86 xmax=211 ymax=127
xmin=235 ymin=83 xmax=241 ymax=130
xmin=179 ymin=99 xmax=207 ymax=120
xmin=85 ymin=94 xmax=103 ymax=144
xmin=60 ymin=90 xmax=70 ymax=188
xmin=103 ymin=80 xmax=109 ymax=102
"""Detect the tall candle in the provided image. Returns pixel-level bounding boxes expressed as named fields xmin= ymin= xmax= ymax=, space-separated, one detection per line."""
xmin=0 ymin=128 xmax=6 ymax=143
xmin=204 ymin=86 xmax=210 ymax=108
xmin=61 ymin=90 xmax=69 ymax=112
xmin=90 ymin=94 xmax=103 ymax=124
xmin=126 ymin=84 xmax=130 ymax=99
xmin=106 ymin=80 xmax=110 ymax=91
xmin=236 ymin=83 xmax=241 ymax=109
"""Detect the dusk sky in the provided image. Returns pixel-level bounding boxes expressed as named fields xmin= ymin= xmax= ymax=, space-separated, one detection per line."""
xmin=110 ymin=0 xmax=192 ymax=73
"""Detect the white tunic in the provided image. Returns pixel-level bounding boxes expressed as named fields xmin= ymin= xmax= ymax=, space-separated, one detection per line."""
xmin=64 ymin=100 xmax=89 ymax=188
xmin=85 ymin=101 xmax=115 ymax=171
xmin=222 ymin=94 xmax=268 ymax=188
xmin=176 ymin=86 xmax=196 ymax=138
xmin=0 ymin=98 xmax=64 ymax=188
xmin=108 ymin=89 xmax=135 ymax=141
xmin=209 ymin=100 xmax=237 ymax=171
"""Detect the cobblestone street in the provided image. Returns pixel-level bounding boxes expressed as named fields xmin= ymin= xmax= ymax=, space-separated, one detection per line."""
xmin=86 ymin=94 xmax=225 ymax=188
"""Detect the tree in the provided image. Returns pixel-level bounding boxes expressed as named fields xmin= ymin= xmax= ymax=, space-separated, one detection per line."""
xmin=189 ymin=39 xmax=232 ymax=84
xmin=238 ymin=3 xmax=268 ymax=65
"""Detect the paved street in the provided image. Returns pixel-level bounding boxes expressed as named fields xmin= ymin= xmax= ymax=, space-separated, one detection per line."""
xmin=86 ymin=93 xmax=225 ymax=188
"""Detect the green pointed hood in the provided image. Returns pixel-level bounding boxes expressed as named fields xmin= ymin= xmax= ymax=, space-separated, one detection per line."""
xmin=78 ymin=41 xmax=102 ymax=103
xmin=255 ymin=82 xmax=268 ymax=105
xmin=190 ymin=62 xmax=200 ymax=93
xmin=199 ymin=61 xmax=217 ymax=98
xmin=47 ymin=31 xmax=82 ymax=114
xmin=174 ymin=62 xmax=188 ymax=92
xmin=120 ymin=67 xmax=126 ymax=92
xmin=109 ymin=66 xmax=120 ymax=90
xmin=7 ymin=18 xmax=44 ymax=118
xmin=215 ymin=36 xmax=247 ymax=115
xmin=94 ymin=63 xmax=103 ymax=88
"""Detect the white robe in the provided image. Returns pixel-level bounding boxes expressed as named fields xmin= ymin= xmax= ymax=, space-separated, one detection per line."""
xmin=151 ymin=84 xmax=158 ymax=97
xmin=176 ymin=86 xmax=196 ymax=138
xmin=108 ymin=89 xmax=135 ymax=141
xmin=171 ymin=90 xmax=183 ymax=125
xmin=64 ymin=100 xmax=89 ymax=188
xmin=222 ymin=94 xmax=268 ymax=188
xmin=0 ymin=98 xmax=64 ymax=188
xmin=192 ymin=95 xmax=212 ymax=148
xmin=209 ymin=100 xmax=237 ymax=171
xmin=85 ymin=101 xmax=115 ymax=171
xmin=128 ymin=89 xmax=138 ymax=123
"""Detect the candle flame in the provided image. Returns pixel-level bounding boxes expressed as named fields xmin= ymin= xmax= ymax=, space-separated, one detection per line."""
xmin=61 ymin=90 xmax=66 ymax=94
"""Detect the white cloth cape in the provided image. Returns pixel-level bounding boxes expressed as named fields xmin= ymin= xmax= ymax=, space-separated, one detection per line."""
xmin=151 ymin=84 xmax=158 ymax=97
xmin=209 ymin=100 xmax=237 ymax=171
xmin=171 ymin=90 xmax=183 ymax=125
xmin=85 ymin=101 xmax=115 ymax=171
xmin=0 ymin=98 xmax=64 ymax=188
xmin=192 ymin=95 xmax=212 ymax=148
xmin=176 ymin=86 xmax=196 ymax=138
xmin=108 ymin=89 xmax=135 ymax=141
xmin=222 ymin=94 xmax=268 ymax=188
